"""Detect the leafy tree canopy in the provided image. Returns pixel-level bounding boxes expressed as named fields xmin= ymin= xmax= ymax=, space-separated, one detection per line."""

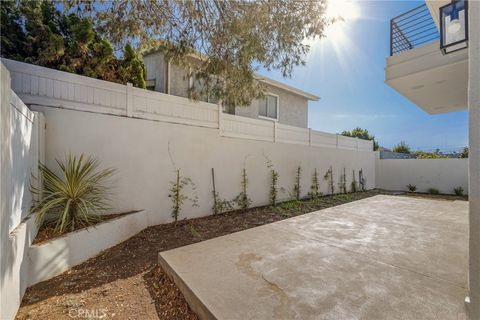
xmin=459 ymin=147 xmax=468 ymax=158
xmin=341 ymin=127 xmax=379 ymax=150
xmin=66 ymin=0 xmax=330 ymax=106
xmin=1 ymin=1 xmax=145 ymax=88
xmin=413 ymin=151 xmax=447 ymax=159
xmin=392 ymin=141 xmax=411 ymax=154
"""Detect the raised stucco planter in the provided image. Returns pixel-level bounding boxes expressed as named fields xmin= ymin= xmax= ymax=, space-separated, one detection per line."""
xmin=28 ymin=210 xmax=148 ymax=286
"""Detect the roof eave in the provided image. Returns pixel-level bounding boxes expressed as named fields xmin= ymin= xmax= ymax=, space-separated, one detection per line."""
xmin=255 ymin=75 xmax=320 ymax=101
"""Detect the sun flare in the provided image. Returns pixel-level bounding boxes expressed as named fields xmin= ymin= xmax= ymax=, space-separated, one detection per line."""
xmin=324 ymin=0 xmax=360 ymax=37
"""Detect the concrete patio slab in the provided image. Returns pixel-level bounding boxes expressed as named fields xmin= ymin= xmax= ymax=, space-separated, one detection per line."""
xmin=158 ymin=195 xmax=468 ymax=320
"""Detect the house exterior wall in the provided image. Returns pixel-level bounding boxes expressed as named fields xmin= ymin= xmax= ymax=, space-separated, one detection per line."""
xmin=143 ymin=51 xmax=167 ymax=93
xmin=143 ymin=52 xmax=310 ymax=128
xmin=234 ymin=84 xmax=309 ymax=127
xmin=169 ymin=62 xmax=190 ymax=98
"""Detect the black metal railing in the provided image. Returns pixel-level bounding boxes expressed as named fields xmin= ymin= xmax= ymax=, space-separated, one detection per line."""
xmin=390 ymin=4 xmax=439 ymax=56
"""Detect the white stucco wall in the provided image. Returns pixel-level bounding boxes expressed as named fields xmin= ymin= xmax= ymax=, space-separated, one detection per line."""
xmin=468 ymin=1 xmax=480 ymax=317
xmin=375 ymin=154 xmax=468 ymax=195
xmin=0 ymin=63 xmax=45 ymax=320
xmin=31 ymin=106 xmax=375 ymax=227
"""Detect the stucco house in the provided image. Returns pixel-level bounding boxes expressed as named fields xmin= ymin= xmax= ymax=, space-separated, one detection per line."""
xmin=143 ymin=49 xmax=319 ymax=128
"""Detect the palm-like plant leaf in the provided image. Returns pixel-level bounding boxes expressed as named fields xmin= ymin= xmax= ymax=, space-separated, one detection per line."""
xmin=31 ymin=154 xmax=115 ymax=233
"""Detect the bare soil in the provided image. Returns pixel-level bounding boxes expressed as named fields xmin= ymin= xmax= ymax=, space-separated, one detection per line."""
xmin=33 ymin=211 xmax=138 ymax=245
xmin=16 ymin=191 xmax=460 ymax=319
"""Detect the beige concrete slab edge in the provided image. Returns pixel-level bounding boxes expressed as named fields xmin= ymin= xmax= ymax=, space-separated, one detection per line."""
xmin=158 ymin=252 xmax=216 ymax=320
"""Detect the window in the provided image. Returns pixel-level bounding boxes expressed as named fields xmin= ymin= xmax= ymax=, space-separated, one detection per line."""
xmin=258 ymin=94 xmax=278 ymax=120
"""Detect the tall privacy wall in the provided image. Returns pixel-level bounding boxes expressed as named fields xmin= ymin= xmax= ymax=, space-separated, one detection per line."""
xmin=2 ymin=58 xmax=375 ymax=228
xmin=376 ymin=154 xmax=468 ymax=195
xmin=0 ymin=63 xmax=45 ymax=320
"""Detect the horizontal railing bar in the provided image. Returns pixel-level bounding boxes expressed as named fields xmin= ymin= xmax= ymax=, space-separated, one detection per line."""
xmin=399 ymin=20 xmax=437 ymax=34
xmin=392 ymin=27 xmax=437 ymax=40
xmin=392 ymin=8 xmax=430 ymax=24
xmin=393 ymin=9 xmax=431 ymax=26
xmin=393 ymin=42 xmax=411 ymax=48
xmin=408 ymin=31 xmax=440 ymax=42
xmin=411 ymin=36 xmax=440 ymax=46
xmin=404 ymin=28 xmax=438 ymax=41
xmin=391 ymin=4 xmax=429 ymax=23
xmin=395 ymin=12 xmax=432 ymax=28
xmin=392 ymin=39 xmax=413 ymax=48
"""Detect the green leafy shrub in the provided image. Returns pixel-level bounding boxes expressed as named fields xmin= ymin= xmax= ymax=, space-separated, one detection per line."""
xmin=293 ymin=166 xmax=302 ymax=200
xmin=234 ymin=168 xmax=252 ymax=209
xmin=169 ymin=170 xmax=198 ymax=222
xmin=269 ymin=169 xmax=279 ymax=206
xmin=338 ymin=168 xmax=347 ymax=194
xmin=407 ymin=184 xmax=417 ymax=192
xmin=30 ymin=154 xmax=115 ymax=233
xmin=350 ymin=170 xmax=358 ymax=193
xmin=211 ymin=168 xmax=233 ymax=215
xmin=427 ymin=188 xmax=440 ymax=195
xmin=308 ymin=168 xmax=322 ymax=199
xmin=324 ymin=166 xmax=334 ymax=195
xmin=454 ymin=187 xmax=464 ymax=196
xmin=393 ymin=141 xmax=411 ymax=154
xmin=359 ymin=169 xmax=367 ymax=191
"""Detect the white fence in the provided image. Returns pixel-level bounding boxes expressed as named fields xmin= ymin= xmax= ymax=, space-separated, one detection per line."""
xmin=3 ymin=58 xmax=373 ymax=153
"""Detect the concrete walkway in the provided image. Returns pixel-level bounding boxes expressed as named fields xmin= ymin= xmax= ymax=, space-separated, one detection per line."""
xmin=158 ymin=195 xmax=468 ymax=319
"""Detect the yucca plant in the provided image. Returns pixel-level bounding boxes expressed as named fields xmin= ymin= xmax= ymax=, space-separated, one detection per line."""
xmin=30 ymin=154 xmax=115 ymax=234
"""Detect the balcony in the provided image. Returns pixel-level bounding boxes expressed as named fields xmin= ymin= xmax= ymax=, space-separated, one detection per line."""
xmin=385 ymin=2 xmax=468 ymax=114
xmin=390 ymin=4 xmax=439 ymax=56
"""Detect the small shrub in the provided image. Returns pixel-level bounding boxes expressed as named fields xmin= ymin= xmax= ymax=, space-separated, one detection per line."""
xmin=427 ymin=188 xmax=440 ymax=195
xmin=359 ymin=169 xmax=367 ymax=191
xmin=324 ymin=166 xmax=334 ymax=195
xmin=338 ymin=168 xmax=347 ymax=194
xmin=350 ymin=170 xmax=358 ymax=193
xmin=234 ymin=168 xmax=252 ymax=209
xmin=169 ymin=169 xmax=198 ymax=222
xmin=308 ymin=168 xmax=322 ymax=199
xmin=454 ymin=187 xmax=464 ymax=196
xmin=269 ymin=169 xmax=279 ymax=206
xmin=293 ymin=165 xmax=302 ymax=200
xmin=211 ymin=168 xmax=233 ymax=214
xmin=407 ymin=184 xmax=417 ymax=192
xmin=30 ymin=154 xmax=115 ymax=233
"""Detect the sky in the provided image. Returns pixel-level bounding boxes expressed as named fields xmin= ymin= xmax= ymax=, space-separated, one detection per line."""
xmin=257 ymin=0 xmax=468 ymax=153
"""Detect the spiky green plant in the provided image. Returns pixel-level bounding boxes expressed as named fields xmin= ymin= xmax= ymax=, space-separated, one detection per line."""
xmin=30 ymin=154 xmax=115 ymax=234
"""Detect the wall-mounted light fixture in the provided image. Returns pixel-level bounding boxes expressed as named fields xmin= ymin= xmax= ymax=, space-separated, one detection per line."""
xmin=440 ymin=0 xmax=468 ymax=54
